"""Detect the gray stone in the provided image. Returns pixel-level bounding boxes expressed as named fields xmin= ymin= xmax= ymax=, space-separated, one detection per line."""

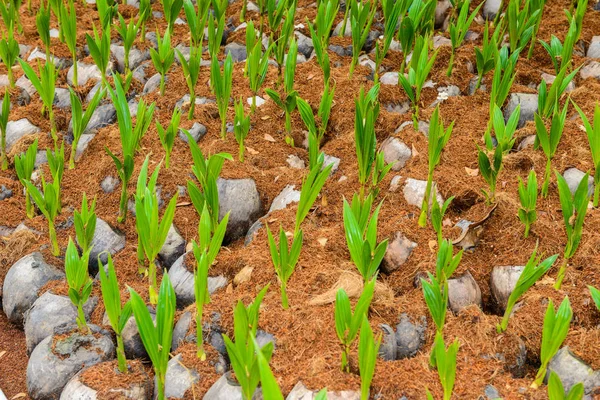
xmin=580 ymin=61 xmax=600 ymax=80
xmin=83 ymin=218 xmax=126 ymax=276
xmin=170 ymin=253 xmax=228 ymax=308
xmin=395 ymin=314 xmax=426 ymax=359
xmin=1 ymin=86 xmax=30 ymax=107
xmin=517 ymin=135 xmax=536 ymax=151
xmin=380 ymin=72 xmax=399 ymax=85
xmin=386 ymin=101 xmax=411 ymax=115
xmin=286 ymin=154 xmax=305 ymax=169
xmin=100 ymin=176 xmax=120 ymax=193
xmin=381 ymin=232 xmax=417 ymax=274
xmin=484 ymin=385 xmax=501 ymax=400
xmin=0 ymin=185 xmax=12 ymax=200
xmin=74 ymin=134 xmax=95 ymax=161
xmin=322 ymin=154 xmax=340 ymax=175
xmin=179 ymin=122 xmax=207 ymax=143
xmin=67 ymin=62 xmax=103 ymax=86
xmin=435 ymin=0 xmax=451 ymax=27
xmin=2 ymin=252 xmax=64 ymax=326
xmin=204 ymin=373 xmax=260 ymax=400
xmin=172 ymin=311 xmax=194 ymax=351
xmin=295 ymin=31 xmax=314 ymax=59
xmin=84 ymin=82 xmax=102 ymax=104
xmin=155 ymin=354 xmax=199 ymax=400
xmin=143 ymin=73 xmax=163 ymax=94
xmin=483 ymin=0 xmax=502 ymax=20
xmin=503 ymin=93 xmax=538 ymax=128
xmin=24 ymin=292 xmax=98 ymax=354
xmin=53 ymin=88 xmax=71 ymax=109
xmin=403 ymin=178 xmax=443 ymax=209
xmin=175 ymin=94 xmax=214 ymax=110
xmin=328 ymin=44 xmax=352 ymax=57
xmin=256 ymin=330 xmax=276 ymax=350
xmin=132 ymin=61 xmax=151 ymax=85
xmin=378 ymin=324 xmax=397 ymax=361
xmin=548 ymin=347 xmax=600 ymax=395
xmin=381 ymin=137 xmax=411 ymax=171
xmin=110 ymin=45 xmax=149 ymax=73
xmin=333 ymin=20 xmax=352 ymax=37
xmin=60 ymin=367 xmax=153 ymax=400
xmin=159 ymin=224 xmax=186 ymax=268
xmin=217 ymin=178 xmax=263 ymax=243
xmin=541 ymin=73 xmax=575 ymax=93
xmin=16 ymin=75 xmax=36 ymax=97
xmin=587 ymin=36 xmax=600 ymax=59
xmin=268 ymin=185 xmax=300 ymax=213
xmin=490 ymin=265 xmax=524 ymax=312
xmin=563 ymin=167 xmax=594 ymax=197
xmin=225 ymin=42 xmax=247 ymax=62
xmin=5 ymin=119 xmax=40 ymax=152
xmin=358 ymin=54 xmax=376 ymax=73
xmin=447 ymin=271 xmax=482 ymax=314
xmin=122 ymin=311 xmax=156 ymax=359
xmin=72 ymin=103 xmax=116 ymax=136
xmin=27 ymin=47 xmax=69 ymax=69
xmin=433 ymin=35 xmax=451 ymax=48
xmin=244 ymin=219 xmax=263 ymax=246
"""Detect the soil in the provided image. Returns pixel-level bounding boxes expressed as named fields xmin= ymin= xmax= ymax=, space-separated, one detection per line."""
xmin=2 ymin=0 xmax=600 ymax=399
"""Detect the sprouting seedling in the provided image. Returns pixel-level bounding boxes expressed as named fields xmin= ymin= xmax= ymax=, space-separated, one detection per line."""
xmin=74 ymin=193 xmax=97 ymax=254
xmin=395 ymin=0 xmax=434 ymax=73
xmin=589 ymin=286 xmax=600 ymax=312
xmin=535 ymin=101 xmax=569 ymax=198
xmin=517 ymin=170 xmax=538 ymax=238
xmin=178 ymin=46 xmax=202 ymax=120
xmin=506 ymin=0 xmax=540 ymax=55
xmin=135 ymin=156 xmax=178 ymax=304
xmin=95 ymin=0 xmax=117 ymax=30
xmin=374 ymin=0 xmax=403 ymax=82
xmin=0 ymin=0 xmax=22 ymax=36
xmin=538 ymin=64 xmax=578 ymax=120
xmin=398 ymin=35 xmax=438 ymax=128
xmin=485 ymin=103 xmax=520 ymax=154
xmin=98 ymin=254 xmax=132 ymax=374
xmin=116 ymin=12 xmax=145 ymax=73
xmin=497 ymin=246 xmax=557 ymax=333
xmin=474 ymin=22 xmax=502 ymax=90
xmin=335 ymin=278 xmax=375 ymax=373
xmin=0 ymin=22 xmax=19 ymax=88
xmin=150 ymin=29 xmax=175 ymax=96
xmin=129 ymin=273 xmax=176 ymax=400
xmin=86 ymin=24 xmax=111 ymax=89
xmin=485 ymin=46 xmax=519 ymax=139
xmin=210 ymin=53 xmax=233 ymax=139
xmin=265 ymin=0 xmax=288 ymax=36
xmin=15 ymin=138 xmax=38 ymax=219
xmin=107 ymin=74 xmax=156 ymax=223
xmin=0 ymin=90 xmax=9 ymax=170
xmin=267 ymin=225 xmax=302 ymax=310
xmin=69 ymin=87 xmax=105 ymax=169
xmin=348 ymin=0 xmax=376 ymax=78
xmin=36 ymin=2 xmax=51 ymax=60
xmin=156 ymin=107 xmax=182 ymax=169
xmin=358 ymin=317 xmax=381 ymax=400
xmin=447 ymin=0 xmax=482 ymax=76
xmin=244 ymin=20 xmax=258 ymax=78
xmin=421 ymin=273 xmax=447 ymax=334
xmin=162 ymin=0 xmax=183 ymax=32
xmin=233 ymin=98 xmax=250 ymax=162
xmin=540 ymin=35 xmax=565 ymax=76
xmin=247 ymin=40 xmax=273 ymax=113
xmin=223 ymin=285 xmax=271 ymax=400
xmin=24 ymin=144 xmax=64 ymax=256
xmin=531 ymin=297 xmax=573 ymax=389
xmin=184 ymin=0 xmax=209 ymax=48
xmin=478 ymin=144 xmax=503 ymax=205
xmin=573 ymin=101 xmax=600 ymax=207
xmin=18 ymin=59 xmax=58 ymax=143
xmin=307 ymin=9 xmax=333 ymax=85
xmin=65 ymin=238 xmax=93 ymax=332
xmin=295 ymin=154 xmax=332 ymax=234
xmin=60 ymin=2 xmax=78 ymax=86
xmin=370 ymin=152 xmax=394 ymax=199
xmin=418 ymin=106 xmax=454 ymax=227
xmin=265 ymin=38 xmax=298 ymax=143
xmin=138 ymin=0 xmax=152 ymax=40
xmin=540 ymin=15 xmax=578 ymax=74
xmin=431 ymin=192 xmax=453 ymax=245
xmin=525 ymin=0 xmax=545 ymax=59
xmin=435 ymin=239 xmax=462 ymax=284
xmin=343 ymin=195 xmax=388 ymax=282
xmin=431 ymin=332 xmax=459 ymax=400
xmin=547 ymin=371 xmax=584 ymax=400
xmin=211 ymin=0 xmax=228 ymax=22
xmin=554 ymin=170 xmax=590 ymax=289
xmin=208 ymin=13 xmax=225 ymax=58
xmin=296 ymin=83 xmax=335 ymax=168
xmin=252 ymin=334 xmax=284 ymax=400
xmin=271 ymin=4 xmax=296 ymax=83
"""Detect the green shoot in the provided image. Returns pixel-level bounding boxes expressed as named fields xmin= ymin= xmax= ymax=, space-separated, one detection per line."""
xmin=36 ymin=2 xmax=51 ymax=60
xmin=211 ymin=0 xmax=228 ymax=21
xmin=517 ymin=170 xmax=538 ymax=238
xmin=65 ymin=238 xmax=93 ymax=332
xmin=129 ymin=273 xmax=176 ymax=400
xmin=572 ymin=101 xmax=600 ymax=207
xmin=532 ymin=297 xmax=573 ymax=389
xmin=267 ymin=225 xmax=302 ymax=309
xmin=435 ymin=239 xmax=462 ymax=284
xmin=69 ymin=87 xmax=105 ymax=169
xmin=0 ymin=22 xmax=19 ymax=88
xmin=233 ymin=98 xmax=250 ymax=162
xmin=184 ymin=0 xmax=209 ymax=48
xmin=478 ymin=145 xmax=503 ymax=205
xmin=247 ymin=40 xmax=273 ymax=113
xmin=139 ymin=0 xmax=152 ymax=40
xmin=60 ymin=2 xmax=78 ymax=86
xmin=156 ymin=107 xmax=182 ymax=169
xmin=538 ymin=64 xmax=578 ymax=119
xmin=162 ymin=0 xmax=183 ymax=32
xmin=447 ymin=0 xmax=482 ymax=76
xmin=535 ymin=100 xmax=569 ymax=197
xmin=497 ymin=246 xmax=557 ymax=333
xmin=431 ymin=332 xmax=459 ymax=400
xmin=210 ymin=54 xmax=233 ymax=139
xmin=485 ymin=103 xmax=520 ymax=154
xmin=15 ymin=138 xmax=38 ymax=219
xmin=548 ymin=371 xmax=584 ymax=400
xmin=421 ymin=273 xmax=448 ymax=334
xmin=485 ymin=46 xmax=519 ymax=138
xmin=307 ymin=3 xmax=334 ymax=85
xmin=208 ymin=13 xmax=225 ymax=58
xmin=86 ymin=24 xmax=111 ymax=89
xmin=396 ymin=0 xmax=436 ymax=73
xmin=335 ymin=278 xmax=375 ymax=373
xmin=474 ymin=22 xmax=502 ymax=90
xmin=116 ymin=12 xmax=144 ymax=73
xmin=271 ymin=3 xmax=296 ymax=83
xmin=526 ymin=0 xmax=545 ymax=59
xmin=294 ymin=153 xmax=332 ymax=234
xmin=348 ymin=0 xmax=376 ymax=78
xmin=374 ymin=0 xmax=403 ymax=82
xmin=150 ymin=29 xmax=175 ymax=96
xmin=418 ymin=106 xmax=454 ymax=227
xmin=589 ymin=286 xmax=600 ymax=312
xmin=0 ymin=89 xmax=9 ymax=170
xmin=358 ymin=317 xmax=381 ymax=400
xmin=431 ymin=193 xmax=453 ymax=245
xmin=252 ymin=334 xmax=284 ymax=400
xmin=95 ymin=0 xmax=117 ymax=30
xmin=506 ymin=0 xmax=540 ymax=55
xmin=98 ymin=254 xmax=132 ymax=374
xmin=178 ymin=46 xmax=202 ymax=120
xmin=74 ymin=193 xmax=97 ymax=254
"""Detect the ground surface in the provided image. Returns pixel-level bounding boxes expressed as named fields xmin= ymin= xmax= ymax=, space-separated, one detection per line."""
xmin=2 ymin=0 xmax=600 ymax=399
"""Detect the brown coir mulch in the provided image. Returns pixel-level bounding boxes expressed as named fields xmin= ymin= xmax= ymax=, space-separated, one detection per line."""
xmin=3 ymin=0 xmax=600 ymax=399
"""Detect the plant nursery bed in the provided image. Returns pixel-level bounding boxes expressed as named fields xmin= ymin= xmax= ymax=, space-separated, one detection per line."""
xmin=2 ymin=0 xmax=600 ymax=398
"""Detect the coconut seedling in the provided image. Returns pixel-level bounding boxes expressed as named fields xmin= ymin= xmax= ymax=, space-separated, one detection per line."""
xmin=474 ymin=22 xmax=502 ymax=90
xmin=343 ymin=195 xmax=388 ymax=282
xmin=447 ymin=0 xmax=482 ymax=76
xmin=184 ymin=0 xmax=209 ymax=48
xmin=74 ymin=193 xmax=97 ymax=254
xmin=485 ymin=46 xmax=519 ymax=138
xmin=233 ymin=98 xmax=250 ymax=162
xmin=398 ymin=35 xmax=438 ymax=128
xmin=178 ymin=46 xmax=202 ymax=120
xmin=36 ymin=2 xmax=51 ymax=60
xmin=540 ymin=15 xmax=578 ymax=75
xmin=421 ymin=273 xmax=447 ymax=335
xmin=0 ymin=89 xmax=9 ymax=170
xmin=65 ymin=238 xmax=93 ymax=332
xmin=573 ymin=102 xmax=600 ymax=207
xmin=307 ymin=0 xmax=337 ymax=84
xmin=223 ymin=285 xmax=271 ymax=400
xmin=373 ymin=0 xmax=403 ymax=82
xmin=419 ymin=106 xmax=454 ymax=227
xmin=208 ymin=13 xmax=225 ymax=58
xmin=24 ymin=144 xmax=64 ymax=256
xmin=478 ymin=145 xmax=503 ymax=205
xmin=156 ymin=107 xmax=182 ymax=169
xmin=0 ymin=22 xmax=19 ymax=88
xmin=0 ymin=0 xmax=22 ymax=36
xmin=107 ymin=75 xmax=156 ymax=223
xmin=68 ymin=87 xmax=105 ymax=169
xmin=252 ymin=334 xmax=284 ymax=399
xmin=548 ymin=371 xmax=584 ymax=400
xmin=430 ymin=332 xmax=459 ymax=400
xmin=116 ymin=12 xmax=145 ymax=73
xmin=98 ymin=254 xmax=132 ymax=374
xmin=18 ymin=59 xmax=58 ymax=143
xmin=484 ymin=104 xmax=520 ymax=153
xmin=247 ymin=40 xmax=273 ymax=112
xmin=554 ymin=171 xmax=590 ymax=289
xmin=211 ymin=54 xmax=233 ymax=138
xmin=211 ymin=0 xmax=228 ymax=22
xmin=358 ymin=317 xmax=381 ymax=400
xmin=335 ymin=278 xmax=375 ymax=373
xmin=95 ymin=0 xmax=117 ymax=30
xmin=266 ymin=225 xmax=302 ymax=310
xmin=86 ymin=24 xmax=111 ymax=89
xmin=348 ymin=0 xmax=376 ymax=78
xmin=538 ymin=65 xmax=578 ymax=120
xmin=506 ymin=0 xmax=540 ymax=55
xmin=526 ymin=0 xmax=545 ymax=59
xmin=436 ymin=239 xmax=462 ymax=284
xmin=396 ymin=0 xmax=436 ymax=73
xmin=15 ymin=139 xmax=38 ymax=219
xmin=294 ymin=153 xmax=332 ymax=234
xmin=532 ymin=297 xmax=573 ymax=389
xmin=150 ymin=29 xmax=175 ymax=95
xmin=60 ymin=2 xmax=78 ymax=86
xmin=431 ymin=192 xmax=453 ymax=245
xmin=271 ymin=3 xmax=296 ymax=82
xmin=129 ymin=273 xmax=176 ymax=400
xmin=497 ymin=246 xmax=557 ymax=333
xmin=138 ymin=0 xmax=151 ymax=40
xmin=517 ymin=170 xmax=538 ymax=238
xmin=162 ymin=0 xmax=183 ymax=32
